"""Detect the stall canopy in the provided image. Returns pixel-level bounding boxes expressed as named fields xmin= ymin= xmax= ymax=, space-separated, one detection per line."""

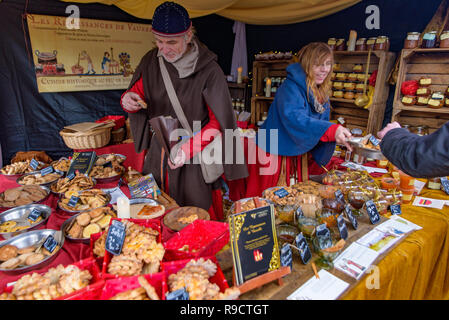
xmin=62 ymin=0 xmax=361 ymax=25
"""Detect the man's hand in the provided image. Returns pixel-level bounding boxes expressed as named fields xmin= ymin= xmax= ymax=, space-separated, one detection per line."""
xmin=121 ymin=92 xmax=143 ymax=112
xmin=377 ymin=122 xmax=401 ymax=139
xmin=335 ymin=126 xmax=353 ymax=151
xmin=168 ymin=148 xmax=186 ymax=170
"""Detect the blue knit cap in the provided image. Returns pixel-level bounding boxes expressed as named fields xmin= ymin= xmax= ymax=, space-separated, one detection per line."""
xmin=152 ymin=2 xmax=192 ymax=37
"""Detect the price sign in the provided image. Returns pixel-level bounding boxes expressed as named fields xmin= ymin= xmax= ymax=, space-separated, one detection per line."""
xmin=43 ymin=235 xmax=58 ymax=253
xmin=68 ymin=196 xmax=79 ymax=208
xmin=390 ymin=204 xmax=402 ymax=215
xmin=280 ymin=243 xmax=293 ymax=270
xmin=365 ymin=200 xmax=380 ymax=224
xmin=274 ymin=188 xmax=289 ymax=198
xmin=335 ymin=189 xmax=345 ymax=203
xmin=295 ymin=233 xmax=312 ymax=265
xmin=294 ymin=206 xmax=303 ymax=224
xmin=29 ymin=159 xmax=39 ymax=170
xmin=28 ymin=208 xmax=42 ymax=222
xmin=66 ymin=172 xmax=76 ymax=181
xmin=316 ymin=223 xmax=331 ymax=239
xmin=166 ymin=287 xmax=189 ymax=300
xmin=336 ymin=215 xmax=348 ymax=240
xmin=440 ymin=177 xmax=449 ymax=195
xmin=40 ymin=166 xmax=54 ymax=176
xmin=369 ymin=135 xmax=380 ymax=146
xmin=344 ymin=204 xmax=358 ymax=230
xmin=105 ymin=219 xmax=126 ymax=255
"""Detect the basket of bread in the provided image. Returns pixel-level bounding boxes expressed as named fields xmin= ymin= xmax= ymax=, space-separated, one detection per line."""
xmin=59 ymin=121 xmax=115 ymax=150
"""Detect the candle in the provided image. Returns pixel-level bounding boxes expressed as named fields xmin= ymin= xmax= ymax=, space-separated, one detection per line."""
xmin=237 ymin=66 xmax=243 ymax=84
xmin=117 ymin=196 xmax=130 ymax=219
xmin=265 ymin=78 xmax=272 ymax=97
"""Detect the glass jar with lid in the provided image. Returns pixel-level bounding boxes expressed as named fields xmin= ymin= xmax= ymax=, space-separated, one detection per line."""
xmin=328 ymin=38 xmax=337 ymax=50
xmin=404 ymin=32 xmax=420 ymax=49
xmin=413 ymin=126 xmax=429 ymax=136
xmin=428 ymin=177 xmax=441 ymax=190
xmin=355 ymin=38 xmax=367 ymax=51
xmin=374 ymin=36 xmax=390 ymax=51
xmin=366 ymin=37 xmax=377 ymax=50
xmin=335 ymin=39 xmax=347 ymax=51
xmin=421 ymin=31 xmax=438 ymax=48
xmin=440 ymin=30 xmax=449 ymax=48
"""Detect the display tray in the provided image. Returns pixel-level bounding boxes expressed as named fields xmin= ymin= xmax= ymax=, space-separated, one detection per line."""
xmin=0 ymin=185 xmax=50 ymax=209
xmin=16 ymin=170 xmax=64 ymax=189
xmin=348 ymin=136 xmax=386 ymax=160
xmin=163 ymin=206 xmax=210 ymax=232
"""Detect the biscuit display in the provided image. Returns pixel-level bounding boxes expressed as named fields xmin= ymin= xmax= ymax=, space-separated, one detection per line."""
xmin=58 ymin=189 xmax=109 ymax=212
xmin=65 ymin=207 xmax=116 ymax=240
xmin=0 ymin=185 xmax=48 ymax=208
xmin=0 ymin=160 xmax=45 ymax=175
xmin=50 ymin=173 xmax=95 ymax=194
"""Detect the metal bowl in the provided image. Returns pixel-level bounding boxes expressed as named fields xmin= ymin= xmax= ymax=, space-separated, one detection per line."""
xmin=91 ymin=173 xmax=123 ymax=185
xmin=57 ymin=191 xmax=111 ymax=214
xmin=229 ymin=197 xmax=274 ymax=215
xmin=95 ymin=153 xmax=126 ymax=166
xmin=0 ymin=161 xmax=47 ymax=181
xmin=49 ymin=176 xmax=97 ymax=196
xmin=0 ymin=185 xmax=50 ymax=210
xmin=16 ymin=170 xmax=64 ymax=189
xmin=61 ymin=215 xmax=89 ymax=244
xmin=50 ymin=157 xmax=71 ymax=173
xmin=127 ymin=198 xmax=162 ymax=219
xmin=348 ymin=137 xmax=386 ymax=160
xmin=0 ymin=229 xmax=64 ymax=275
xmin=0 ymin=204 xmax=52 ymax=239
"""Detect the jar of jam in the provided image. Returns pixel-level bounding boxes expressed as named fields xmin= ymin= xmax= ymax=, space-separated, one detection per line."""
xmin=428 ymin=177 xmax=441 ymax=190
xmin=344 ymin=90 xmax=355 ymax=100
xmin=355 ymin=83 xmax=365 ymax=92
xmin=401 ymin=95 xmax=416 ymax=106
xmin=336 ymin=73 xmax=347 ymax=81
xmin=432 ymin=91 xmax=445 ymax=100
xmin=343 ymin=82 xmax=356 ymax=91
xmin=333 ymin=81 xmax=344 ymax=90
xmin=331 ymin=72 xmax=336 ymax=81
xmin=374 ymin=36 xmax=390 ymax=51
xmin=353 ymin=64 xmax=363 ymax=73
xmin=421 ymin=31 xmax=438 ymax=48
xmin=333 ymin=90 xmax=344 ymax=98
xmin=357 ymin=73 xmax=370 ymax=82
xmin=416 ymin=87 xmax=431 ymax=97
xmin=418 ymin=77 xmax=432 ymax=87
xmin=366 ymin=37 xmax=377 ymax=50
xmin=355 ymin=38 xmax=367 ymax=51
xmin=428 ymin=92 xmax=445 ymax=109
xmin=333 ymin=63 xmax=341 ymax=71
xmin=348 ymin=73 xmax=358 ymax=82
xmin=446 ymin=98 xmax=449 ymax=107
xmin=440 ymin=31 xmax=449 ymax=48
xmin=336 ymin=38 xmax=347 ymax=51
xmin=328 ymin=38 xmax=337 ymax=50
xmin=416 ymin=96 xmax=430 ymax=106
xmin=404 ymin=32 xmax=420 ymax=49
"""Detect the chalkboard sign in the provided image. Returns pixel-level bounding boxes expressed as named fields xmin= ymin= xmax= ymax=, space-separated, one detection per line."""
xmin=66 ymin=172 xmax=76 ymax=181
xmin=316 ymin=223 xmax=331 ymax=239
xmin=274 ymin=188 xmax=289 ymax=198
xmin=105 ymin=219 xmax=126 ymax=255
xmin=440 ymin=177 xmax=449 ymax=195
xmin=336 ymin=215 xmax=348 ymax=240
xmin=29 ymin=159 xmax=39 ymax=171
xmin=365 ymin=200 xmax=380 ymax=224
xmin=43 ymin=235 xmax=58 ymax=253
xmin=344 ymin=204 xmax=358 ymax=230
xmin=390 ymin=204 xmax=402 ymax=215
xmin=68 ymin=196 xmax=79 ymax=208
xmin=40 ymin=166 xmax=54 ymax=176
xmin=280 ymin=243 xmax=293 ymax=270
xmin=28 ymin=208 xmax=42 ymax=222
xmin=369 ymin=135 xmax=380 ymax=146
xmin=294 ymin=206 xmax=304 ymax=223
xmin=67 ymin=152 xmax=97 ymax=176
xmin=166 ymin=287 xmax=189 ymax=300
xmin=335 ymin=189 xmax=345 ymax=203
xmin=295 ymin=233 xmax=312 ymax=265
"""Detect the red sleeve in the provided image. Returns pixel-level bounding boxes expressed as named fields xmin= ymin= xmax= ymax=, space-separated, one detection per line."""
xmin=120 ymin=77 xmax=145 ymax=113
xmin=320 ymin=124 xmax=340 ymax=142
xmin=181 ymin=104 xmax=221 ymax=160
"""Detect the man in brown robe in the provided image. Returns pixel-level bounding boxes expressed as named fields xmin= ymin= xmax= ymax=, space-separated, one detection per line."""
xmin=121 ymin=2 xmax=248 ymax=212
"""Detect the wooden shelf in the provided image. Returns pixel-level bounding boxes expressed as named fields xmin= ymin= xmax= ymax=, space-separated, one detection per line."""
xmin=253 ymin=59 xmax=295 ymax=64
xmin=253 ymin=96 xmax=274 ymax=101
xmin=397 ymin=104 xmax=449 ymax=114
xmin=227 ymin=82 xmax=247 ymax=89
xmin=330 ymin=98 xmax=356 ymax=104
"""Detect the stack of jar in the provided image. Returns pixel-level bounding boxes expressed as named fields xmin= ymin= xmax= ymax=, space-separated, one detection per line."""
xmin=404 ymin=31 xmax=449 ymax=49
xmin=327 ymin=35 xmax=390 ymax=51
xmin=331 ymin=63 xmax=371 ymax=100
xmin=401 ymin=79 xmax=449 ymax=109
xmin=232 ymin=98 xmax=246 ymax=114
xmin=263 ymin=76 xmax=286 ymax=97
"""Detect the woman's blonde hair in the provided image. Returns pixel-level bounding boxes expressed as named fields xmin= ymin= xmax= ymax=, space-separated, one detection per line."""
xmin=296 ymin=42 xmax=334 ymax=104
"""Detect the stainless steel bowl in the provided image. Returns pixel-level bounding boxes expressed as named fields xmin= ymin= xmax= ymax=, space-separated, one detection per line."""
xmin=229 ymin=197 xmax=274 ymax=215
xmin=348 ymin=136 xmax=386 ymax=160
xmin=0 ymin=185 xmax=50 ymax=209
xmin=16 ymin=170 xmax=64 ymax=188
xmin=49 ymin=177 xmax=97 ymax=196
xmin=95 ymin=153 xmax=126 ymax=165
xmin=0 ymin=161 xmax=47 ymax=181
xmin=57 ymin=192 xmax=111 ymax=214
xmin=0 ymin=204 xmax=52 ymax=239
xmin=0 ymin=229 xmax=64 ymax=275
xmin=91 ymin=173 xmax=123 ymax=185
xmin=61 ymin=215 xmax=89 ymax=244
xmin=50 ymin=157 xmax=70 ymax=173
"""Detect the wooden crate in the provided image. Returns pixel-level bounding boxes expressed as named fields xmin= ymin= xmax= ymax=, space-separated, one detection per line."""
xmin=250 ymin=59 xmax=294 ymax=124
xmin=330 ymin=51 xmax=396 ymax=134
xmin=392 ymin=48 xmax=449 ymax=133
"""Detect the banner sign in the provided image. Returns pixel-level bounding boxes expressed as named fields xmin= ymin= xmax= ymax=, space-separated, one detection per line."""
xmin=27 ymin=14 xmax=154 ymax=92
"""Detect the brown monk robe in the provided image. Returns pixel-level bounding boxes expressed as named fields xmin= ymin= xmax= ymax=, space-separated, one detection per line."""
xmin=127 ymin=38 xmax=248 ymax=211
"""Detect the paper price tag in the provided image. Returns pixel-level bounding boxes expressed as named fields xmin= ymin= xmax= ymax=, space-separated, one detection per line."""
xmin=344 ymin=204 xmax=358 ymax=230
xmin=369 ymin=135 xmax=380 ymax=146
xmin=389 ymin=204 xmax=402 ymax=215
xmin=40 ymin=166 xmax=54 ymax=176
xmin=335 ymin=189 xmax=345 ymax=203
xmin=274 ymin=188 xmax=289 ymax=198
xmin=280 ymin=243 xmax=293 ymax=269
xmin=29 ymin=159 xmax=39 ymax=170
xmin=440 ymin=177 xmax=449 ymax=195
xmin=166 ymin=287 xmax=189 ymax=300
xmin=316 ymin=223 xmax=331 ymax=239
xmin=295 ymin=233 xmax=312 ymax=265
xmin=28 ymin=208 xmax=42 ymax=222
xmin=365 ymin=200 xmax=380 ymax=224
xmin=66 ymin=172 xmax=76 ymax=181
xmin=105 ymin=220 xmax=126 ymax=255
xmin=336 ymin=215 xmax=348 ymax=240
xmin=43 ymin=235 xmax=58 ymax=253
xmin=68 ymin=196 xmax=79 ymax=208
xmin=294 ymin=206 xmax=304 ymax=224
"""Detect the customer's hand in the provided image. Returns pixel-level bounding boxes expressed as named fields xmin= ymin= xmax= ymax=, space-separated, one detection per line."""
xmin=121 ymin=92 xmax=143 ymax=112
xmin=377 ymin=122 xmax=401 ymax=139
xmin=168 ymin=148 xmax=186 ymax=170
xmin=335 ymin=126 xmax=353 ymax=151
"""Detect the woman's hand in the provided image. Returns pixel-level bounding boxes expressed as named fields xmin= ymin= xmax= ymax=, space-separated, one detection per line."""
xmin=168 ymin=148 xmax=186 ymax=170
xmin=121 ymin=92 xmax=143 ymax=112
xmin=377 ymin=122 xmax=401 ymax=139
xmin=335 ymin=126 xmax=353 ymax=151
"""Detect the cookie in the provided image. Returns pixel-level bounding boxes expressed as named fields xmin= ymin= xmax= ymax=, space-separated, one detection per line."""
xmin=0 ymin=245 xmax=18 ymax=261
xmin=82 ymin=223 xmax=101 ymax=239
xmin=67 ymin=222 xmax=83 ymax=238
xmin=88 ymin=207 xmax=104 ymax=219
xmin=0 ymin=257 xmax=21 ymax=269
xmin=25 ymin=253 xmax=45 ymax=266
xmin=76 ymin=213 xmax=91 ymax=227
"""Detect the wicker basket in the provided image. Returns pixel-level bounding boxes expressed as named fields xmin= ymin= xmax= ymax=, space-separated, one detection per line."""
xmin=59 ymin=122 xmax=114 ymax=149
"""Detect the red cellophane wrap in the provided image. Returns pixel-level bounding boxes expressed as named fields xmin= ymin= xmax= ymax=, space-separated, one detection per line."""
xmin=401 ymin=80 xmax=419 ymax=96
